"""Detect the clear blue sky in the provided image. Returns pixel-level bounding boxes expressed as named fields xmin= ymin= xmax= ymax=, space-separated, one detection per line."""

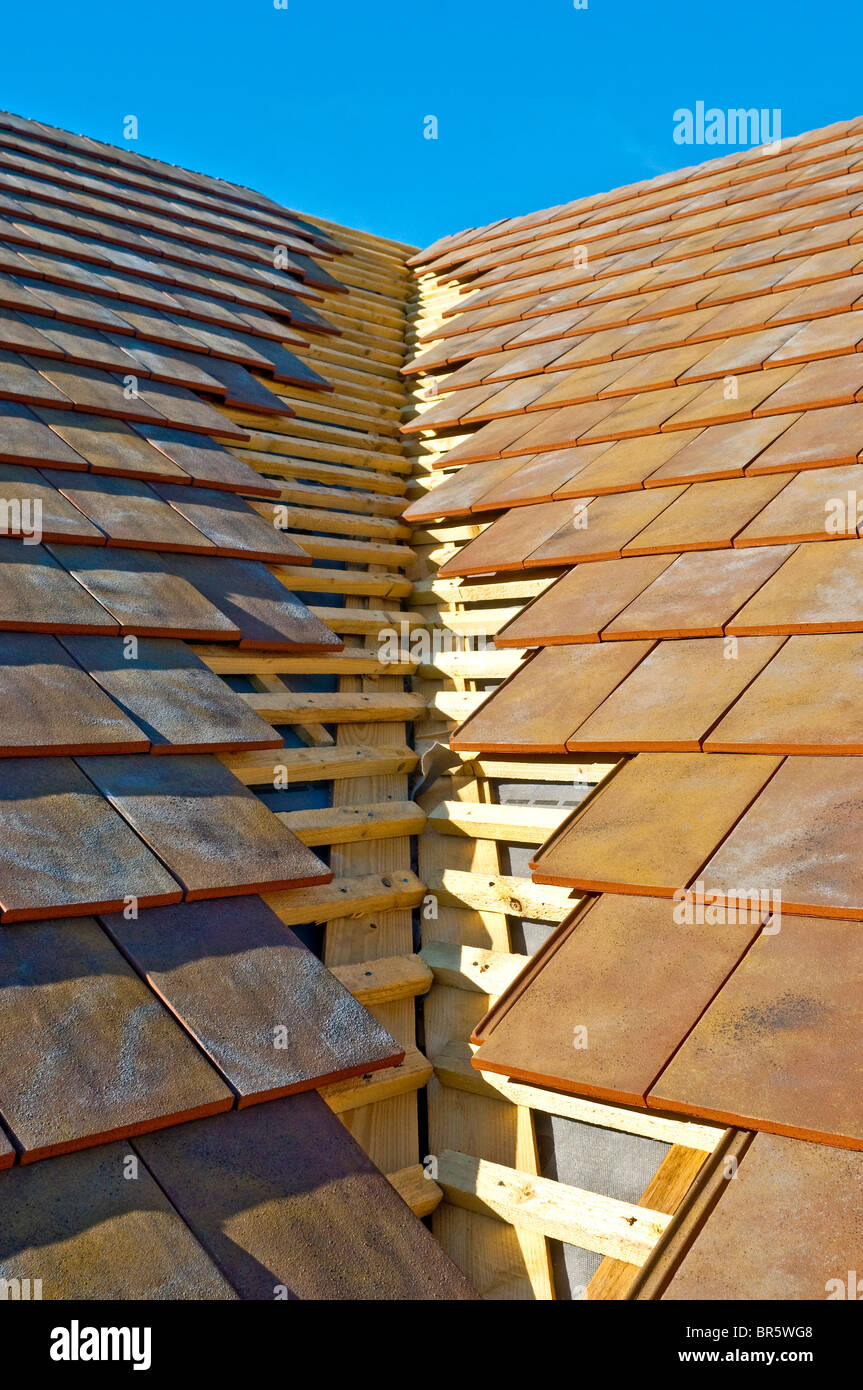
xmin=2 ymin=0 xmax=860 ymax=250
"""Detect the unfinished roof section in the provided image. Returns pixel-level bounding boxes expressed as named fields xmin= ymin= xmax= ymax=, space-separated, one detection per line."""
xmin=404 ymin=113 xmax=863 ymax=1297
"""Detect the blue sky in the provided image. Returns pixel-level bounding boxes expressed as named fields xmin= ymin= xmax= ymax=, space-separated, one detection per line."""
xmin=2 ymin=0 xmax=860 ymax=249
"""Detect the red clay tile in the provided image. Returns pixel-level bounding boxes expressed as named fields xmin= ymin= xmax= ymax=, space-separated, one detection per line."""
xmin=746 ymin=401 xmax=863 ymax=471
xmin=644 ymin=416 xmax=797 ymax=486
xmin=472 ymin=893 xmax=761 ymax=1106
xmin=602 ymin=543 xmax=796 ymax=639
xmin=437 ymin=500 xmax=583 ymax=577
xmin=0 ymin=915 xmax=232 ymax=1160
xmin=565 ymin=635 xmax=784 ymax=752
xmin=0 ymin=756 xmax=183 ymax=921
xmin=78 ymin=753 xmax=332 ymax=899
xmin=450 ymin=641 xmax=654 ymax=752
xmin=530 ymin=751 xmax=781 ymax=894
xmin=698 ymin=754 xmax=863 ymax=918
xmin=46 ymin=543 xmax=240 ymax=640
xmin=0 ymin=630 xmax=150 ymax=755
xmin=727 ymin=539 xmax=863 ymax=634
xmin=623 ymin=473 xmax=790 ymax=553
xmin=705 ymin=633 xmax=863 ymax=753
xmin=0 ymin=538 xmax=119 ymax=633
xmin=495 ymin=553 xmax=677 ymax=647
xmin=133 ymin=1094 xmax=477 ymax=1300
xmin=524 ymin=486 xmax=686 ymax=567
xmin=651 ymin=916 xmax=863 ymax=1148
xmin=101 ymin=896 xmax=402 ymax=1104
xmin=43 ymin=470 xmax=217 ymax=553
xmin=0 ymin=1144 xmax=236 ymax=1296
xmin=662 ymin=1133 xmax=863 ymax=1299
xmin=58 ymin=634 xmax=282 ymax=754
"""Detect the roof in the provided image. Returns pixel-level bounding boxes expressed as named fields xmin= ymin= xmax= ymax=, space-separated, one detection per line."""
xmin=0 ymin=108 xmax=475 ymax=1300
xmin=404 ymin=113 xmax=863 ymax=1295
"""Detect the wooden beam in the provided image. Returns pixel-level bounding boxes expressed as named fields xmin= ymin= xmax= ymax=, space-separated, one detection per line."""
xmin=429 ymin=868 xmax=577 ymax=923
xmin=265 ymin=869 xmax=426 ymax=927
xmin=387 ymin=1164 xmax=444 ymax=1218
xmin=435 ymin=1151 xmax=671 ymax=1265
xmin=269 ymin=564 xmax=412 ymax=599
xmin=279 ymin=801 xmax=427 ymax=847
xmin=196 ymin=648 xmax=417 ymax=678
xmin=587 ymin=1145 xmax=708 ymax=1301
xmin=333 ymin=953 xmax=433 ymax=1006
xmin=244 ymin=690 xmax=426 ymax=725
xmin=321 ymin=1045 xmax=433 ymax=1114
xmin=420 ymin=941 xmax=526 ymax=996
xmin=221 ymin=742 xmax=419 ymax=786
xmin=428 ymin=800 xmax=567 ymax=844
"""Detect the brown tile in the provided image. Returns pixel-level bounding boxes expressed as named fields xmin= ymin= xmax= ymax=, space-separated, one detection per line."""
xmin=151 ymin=484 xmax=310 ymax=563
xmin=677 ymin=322 xmax=807 ymax=381
xmin=43 ymin=470 xmax=216 ymax=552
xmin=46 ymin=543 xmax=240 ymax=640
xmin=0 ymin=401 xmax=89 ymax=469
xmin=651 ymin=917 xmax=863 ymax=1148
xmin=524 ymin=486 xmax=686 ymax=567
xmin=0 ymin=631 xmax=149 ymax=755
xmin=162 ymin=553 xmax=341 ymax=651
xmin=133 ymin=1094 xmax=477 ymax=1300
xmin=765 ymin=308 xmax=863 ymax=364
xmin=623 ymin=474 xmax=790 ymax=554
xmin=29 ymin=319 xmax=139 ymax=373
xmin=450 ymin=641 xmax=654 ymax=752
xmin=0 ymin=462 xmax=105 ymax=543
xmin=698 ymin=755 xmax=863 ymax=918
xmin=751 ymin=354 xmax=863 ymax=413
xmin=499 ymin=398 xmax=627 ymax=456
xmin=463 ymin=374 xmax=555 ymax=421
xmin=734 ymin=464 xmax=863 ymax=546
xmin=599 ymin=343 xmax=711 ymax=395
xmin=0 ymin=1143 xmax=237 ymax=1297
xmin=33 ymin=408 xmax=192 ymax=482
xmin=78 ymin=753 xmax=331 ymax=899
xmin=437 ymin=500 xmax=580 ymax=577
xmin=602 ymin=544 xmax=796 ymax=639
xmin=0 ymin=307 xmax=61 ymax=357
xmin=578 ymin=383 xmax=707 ymax=442
xmin=523 ymin=359 xmax=634 ymax=410
xmin=101 ymin=897 xmax=402 ymax=1103
xmin=727 ymin=539 xmax=863 ymax=634
xmin=431 ymin=413 xmax=541 ymax=467
xmin=553 ymin=430 xmax=704 ymax=496
xmin=0 ymin=348 xmax=73 ymax=408
xmin=566 ymin=636 xmax=784 ymax=752
xmin=0 ymin=915 xmax=232 ymax=1161
xmin=660 ymin=365 xmax=803 ymax=431
xmin=402 ymin=454 xmax=525 ymax=522
xmin=495 ymin=553 xmax=676 ymax=647
xmin=58 ymin=634 xmax=282 ymax=754
xmin=474 ymin=444 xmax=611 ymax=509
xmin=0 ymin=538 xmax=119 ymax=633
xmin=530 ymin=751 xmax=781 ymax=894
xmin=0 ymin=756 xmax=182 ymax=921
xmin=644 ymin=416 xmax=797 ymax=485
xmin=134 ymin=424 xmax=280 ymax=497
xmin=27 ymin=357 xmax=165 ymax=423
xmin=472 ymin=894 xmax=760 ymax=1105
xmin=746 ymin=401 xmax=863 ymax=471
xmin=662 ymin=1133 xmax=863 ymax=1299
xmin=706 ymin=633 xmax=863 ymax=754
